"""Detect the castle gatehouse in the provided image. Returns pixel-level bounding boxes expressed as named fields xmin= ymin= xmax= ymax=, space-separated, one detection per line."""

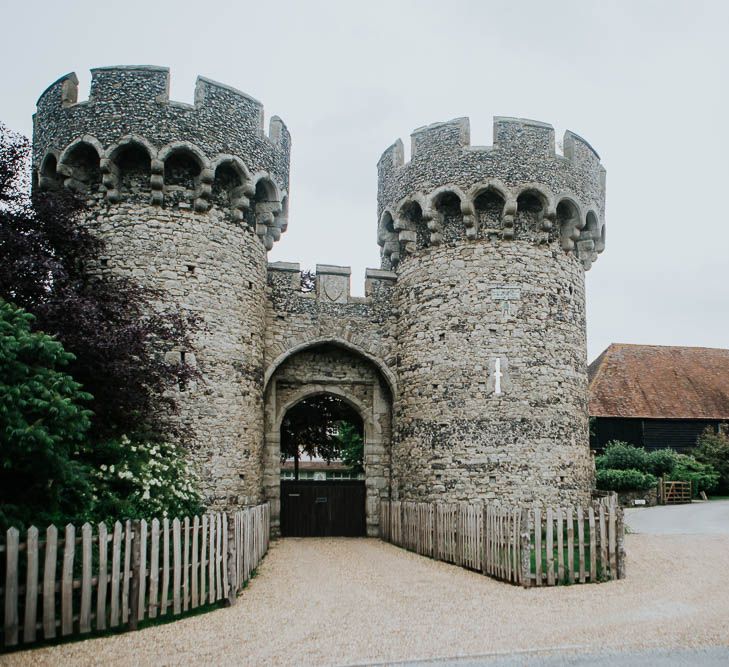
xmin=33 ymin=66 xmax=606 ymax=536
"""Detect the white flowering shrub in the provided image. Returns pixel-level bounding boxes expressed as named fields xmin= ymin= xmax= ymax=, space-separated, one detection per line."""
xmin=91 ymin=436 xmax=202 ymax=522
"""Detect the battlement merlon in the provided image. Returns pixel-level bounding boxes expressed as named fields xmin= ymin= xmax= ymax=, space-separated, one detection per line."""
xmin=267 ymin=262 xmax=396 ymax=304
xmin=377 ymin=115 xmax=605 ymax=221
xmin=33 ymin=67 xmax=290 ymax=190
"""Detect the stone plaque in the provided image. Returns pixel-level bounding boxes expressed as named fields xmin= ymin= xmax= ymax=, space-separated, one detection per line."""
xmin=491 ymin=287 xmax=521 ymax=301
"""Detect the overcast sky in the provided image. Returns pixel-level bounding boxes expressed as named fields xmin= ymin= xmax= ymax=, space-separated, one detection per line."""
xmin=2 ymin=0 xmax=727 ymax=361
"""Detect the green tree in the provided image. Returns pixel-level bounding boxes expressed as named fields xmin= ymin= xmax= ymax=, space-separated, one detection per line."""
xmin=595 ymin=440 xmax=720 ymax=497
xmin=1 ymin=125 xmax=203 ymax=528
xmin=672 ymin=453 xmax=719 ymax=496
xmin=0 ymin=299 xmax=93 ymax=529
xmin=645 ymin=449 xmax=679 ymax=477
xmin=595 ymin=441 xmax=649 ymax=472
xmin=337 ymin=422 xmax=364 ymax=475
xmin=596 ymin=468 xmax=657 ymax=492
xmin=695 ymin=428 xmax=729 ymax=494
xmin=280 ymin=394 xmax=362 ymax=479
xmin=0 ymin=124 xmax=197 ymax=443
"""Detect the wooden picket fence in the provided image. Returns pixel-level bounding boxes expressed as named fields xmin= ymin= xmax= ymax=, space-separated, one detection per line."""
xmin=1 ymin=503 xmax=269 ymax=649
xmin=380 ymin=498 xmax=624 ymax=587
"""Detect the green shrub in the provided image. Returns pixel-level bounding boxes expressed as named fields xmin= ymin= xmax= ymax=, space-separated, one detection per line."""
xmin=694 ymin=429 xmax=729 ymax=494
xmin=0 ymin=300 xmax=203 ymax=530
xmin=672 ymin=453 xmax=719 ymax=495
xmin=90 ymin=436 xmax=202 ymax=524
xmin=646 ymin=448 xmax=679 ymax=476
xmin=595 ymin=441 xmax=650 ymax=472
xmin=594 ymin=439 xmax=720 ymax=498
xmin=0 ymin=299 xmax=94 ymax=530
xmin=596 ymin=468 xmax=658 ymax=492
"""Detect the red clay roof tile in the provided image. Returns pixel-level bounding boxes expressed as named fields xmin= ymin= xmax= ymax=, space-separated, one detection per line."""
xmin=588 ymin=344 xmax=729 ymax=419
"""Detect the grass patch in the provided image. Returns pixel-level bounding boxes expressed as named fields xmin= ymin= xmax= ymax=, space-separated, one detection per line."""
xmin=1 ymin=600 xmax=223 ymax=655
xmin=2 ymin=567 xmax=262 ymax=655
xmin=528 ymin=524 xmax=611 ymax=584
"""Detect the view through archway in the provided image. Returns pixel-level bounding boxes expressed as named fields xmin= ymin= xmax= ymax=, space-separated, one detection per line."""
xmin=279 ymin=393 xmax=366 ymax=536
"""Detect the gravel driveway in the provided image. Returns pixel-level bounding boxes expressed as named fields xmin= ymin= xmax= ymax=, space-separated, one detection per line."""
xmin=3 ymin=527 xmax=728 ymax=667
xmin=625 ymin=499 xmax=729 ymax=535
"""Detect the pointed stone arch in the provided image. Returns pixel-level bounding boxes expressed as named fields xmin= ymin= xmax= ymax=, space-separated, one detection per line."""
xmin=263 ymin=341 xmax=393 ymax=536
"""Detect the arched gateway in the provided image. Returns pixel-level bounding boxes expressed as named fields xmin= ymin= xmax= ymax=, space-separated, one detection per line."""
xmin=263 ymin=342 xmax=393 ymax=536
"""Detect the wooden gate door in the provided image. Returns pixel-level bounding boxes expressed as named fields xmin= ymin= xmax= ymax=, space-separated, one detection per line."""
xmin=660 ymin=479 xmax=692 ymax=504
xmin=280 ymin=480 xmax=366 ymax=537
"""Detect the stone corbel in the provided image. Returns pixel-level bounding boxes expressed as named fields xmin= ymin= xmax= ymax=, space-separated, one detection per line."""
xmin=542 ymin=204 xmax=556 ymax=232
xmin=560 ymin=217 xmax=583 ymax=251
xmin=501 ymin=198 xmax=517 ymax=240
xmin=194 ymin=167 xmax=214 ymax=212
xmin=398 ymin=229 xmax=417 ymax=255
xmin=150 ymin=159 xmax=164 ymax=205
xmin=100 ymin=158 xmax=121 ymax=203
xmin=383 ymin=239 xmax=400 ymax=267
xmin=576 ymin=239 xmax=596 ymax=270
xmin=423 ymin=207 xmax=443 ymax=245
xmin=230 ymin=185 xmax=250 ymax=224
xmin=462 ymin=200 xmax=478 ymax=240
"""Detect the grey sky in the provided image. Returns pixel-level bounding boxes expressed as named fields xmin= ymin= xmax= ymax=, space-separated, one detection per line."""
xmin=2 ymin=0 xmax=727 ymax=361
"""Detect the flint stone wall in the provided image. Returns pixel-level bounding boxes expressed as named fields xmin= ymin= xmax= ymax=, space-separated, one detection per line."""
xmin=263 ymin=262 xmax=397 ymax=534
xmin=394 ymin=241 xmax=593 ymax=506
xmin=264 ymin=263 xmax=398 ymax=384
xmin=32 ymin=67 xmax=292 ymax=511
xmin=618 ymin=488 xmax=659 ymax=507
xmin=87 ymin=196 xmax=267 ymax=508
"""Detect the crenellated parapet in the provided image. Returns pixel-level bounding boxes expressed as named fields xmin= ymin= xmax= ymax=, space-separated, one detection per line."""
xmin=265 ymin=262 xmax=398 ymax=399
xmin=33 ymin=66 xmax=290 ymax=249
xmin=377 ymin=116 xmax=606 ymax=270
xmin=267 ymin=262 xmax=397 ymax=307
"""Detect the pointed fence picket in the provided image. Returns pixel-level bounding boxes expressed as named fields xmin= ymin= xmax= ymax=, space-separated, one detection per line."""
xmin=23 ymin=527 xmax=38 ymax=643
xmin=379 ymin=496 xmax=624 ymax=588
xmin=183 ymin=517 xmax=190 ymax=613
xmin=1 ymin=503 xmax=270 ymax=649
xmin=42 ymin=525 xmax=57 ymax=639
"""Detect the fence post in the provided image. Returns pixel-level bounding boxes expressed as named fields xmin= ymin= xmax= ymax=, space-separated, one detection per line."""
xmin=129 ymin=519 xmax=141 ymax=631
xmin=616 ymin=507 xmax=626 ymax=580
xmin=520 ymin=508 xmax=531 ymax=588
xmin=225 ymin=513 xmax=237 ymax=606
xmin=4 ymin=527 xmax=20 ymax=647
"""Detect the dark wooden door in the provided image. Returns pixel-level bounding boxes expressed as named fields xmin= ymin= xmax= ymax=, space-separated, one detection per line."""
xmin=280 ymin=480 xmax=366 ymax=537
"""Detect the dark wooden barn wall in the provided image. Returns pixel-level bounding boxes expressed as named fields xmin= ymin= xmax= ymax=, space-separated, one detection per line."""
xmin=591 ymin=418 xmax=722 ymax=452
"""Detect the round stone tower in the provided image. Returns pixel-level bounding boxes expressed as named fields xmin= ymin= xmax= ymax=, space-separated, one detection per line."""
xmin=33 ymin=66 xmax=290 ymax=508
xmin=378 ymin=116 xmax=606 ymax=506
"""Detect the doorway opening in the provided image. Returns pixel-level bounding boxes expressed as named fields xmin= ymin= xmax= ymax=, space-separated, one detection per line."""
xmin=279 ymin=394 xmax=366 ymax=537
